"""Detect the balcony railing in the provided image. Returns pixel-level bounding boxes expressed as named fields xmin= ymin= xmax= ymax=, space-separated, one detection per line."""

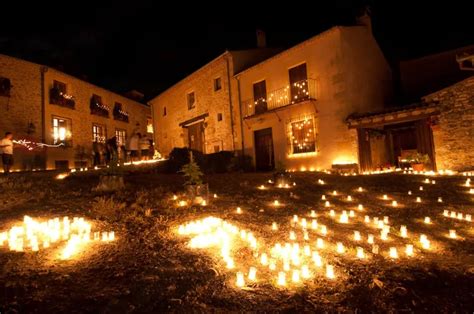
xmin=50 ymin=87 xmax=75 ymax=109
xmin=113 ymin=109 xmax=129 ymax=122
xmin=242 ymin=78 xmax=317 ymax=117
xmin=90 ymin=100 xmax=110 ymax=118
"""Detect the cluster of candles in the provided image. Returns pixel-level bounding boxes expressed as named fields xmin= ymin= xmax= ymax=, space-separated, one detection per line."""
xmin=0 ymin=216 xmax=114 ymax=260
xmin=442 ymin=210 xmax=472 ymax=222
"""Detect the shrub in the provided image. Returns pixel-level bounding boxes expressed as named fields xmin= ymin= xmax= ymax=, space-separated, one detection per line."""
xmin=205 ymin=151 xmax=234 ymax=173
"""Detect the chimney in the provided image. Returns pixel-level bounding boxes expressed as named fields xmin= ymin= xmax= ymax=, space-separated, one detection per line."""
xmin=256 ymin=29 xmax=266 ymax=48
xmin=356 ymin=6 xmax=372 ymax=35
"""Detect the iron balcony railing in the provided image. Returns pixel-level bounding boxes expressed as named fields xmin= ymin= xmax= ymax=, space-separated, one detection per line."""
xmin=242 ymin=78 xmax=317 ymax=117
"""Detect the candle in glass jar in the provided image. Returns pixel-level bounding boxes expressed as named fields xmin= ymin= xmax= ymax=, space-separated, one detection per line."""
xmin=400 ymin=225 xmax=407 ymax=238
xmin=277 ymin=272 xmax=286 ymax=286
xmin=368 ymin=234 xmax=374 ymax=244
xmin=406 ymin=244 xmax=414 ymax=256
xmin=236 ymin=272 xmax=245 ymax=287
xmin=326 ymin=265 xmax=335 ymax=279
xmin=389 ymin=247 xmax=398 ymax=259
xmin=356 ymin=247 xmax=365 ymax=259
xmin=449 ymin=229 xmax=456 ymax=239
xmin=354 ymin=231 xmax=361 ymax=241
xmin=416 ymin=197 xmax=421 ymax=203
xmin=424 ymin=217 xmax=431 ymax=224
xmin=358 ymin=204 xmax=364 ymax=211
xmin=248 ymin=267 xmax=257 ymax=281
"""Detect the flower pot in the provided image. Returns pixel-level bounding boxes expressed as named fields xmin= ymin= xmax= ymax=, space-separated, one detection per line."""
xmin=185 ymin=183 xmax=209 ymax=204
xmin=411 ymin=163 xmax=424 ymax=172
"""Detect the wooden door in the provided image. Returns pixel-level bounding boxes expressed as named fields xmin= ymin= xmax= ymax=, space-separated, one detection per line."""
xmin=253 ymin=80 xmax=267 ymax=114
xmin=357 ymin=128 xmax=372 ymax=172
xmin=254 ymin=128 xmax=274 ymax=171
xmin=188 ymin=122 xmax=204 ymax=152
xmin=415 ymin=118 xmax=436 ymax=170
xmin=289 ymin=63 xmax=308 ymax=102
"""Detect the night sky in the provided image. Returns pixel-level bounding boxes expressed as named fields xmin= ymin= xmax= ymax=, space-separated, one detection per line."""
xmin=0 ymin=1 xmax=472 ymax=100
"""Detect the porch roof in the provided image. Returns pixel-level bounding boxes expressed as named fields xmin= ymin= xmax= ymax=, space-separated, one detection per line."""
xmin=346 ymin=102 xmax=440 ymax=129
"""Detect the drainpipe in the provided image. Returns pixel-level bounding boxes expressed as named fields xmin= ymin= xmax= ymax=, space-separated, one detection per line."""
xmin=235 ymin=76 xmax=245 ymax=161
xmin=225 ymin=54 xmax=236 ymax=152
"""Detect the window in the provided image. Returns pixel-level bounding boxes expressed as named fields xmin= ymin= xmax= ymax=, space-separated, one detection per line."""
xmin=115 ymin=129 xmax=127 ymax=147
xmin=163 ymin=106 xmax=167 ymax=116
xmin=217 ymin=113 xmax=223 ymax=121
xmin=214 ymin=145 xmax=220 ymax=153
xmin=0 ymin=77 xmax=12 ymax=97
xmin=52 ymin=116 xmax=72 ymax=146
xmin=147 ymin=118 xmax=154 ymax=133
xmin=288 ymin=63 xmax=308 ymax=103
xmin=214 ymin=77 xmax=222 ymax=91
xmin=92 ymin=124 xmax=107 ymax=143
xmin=187 ymin=92 xmax=195 ymax=110
xmin=113 ymin=102 xmax=129 ymax=122
xmin=253 ymin=80 xmax=267 ymax=114
xmin=289 ymin=117 xmax=316 ymax=154
xmin=53 ymin=80 xmax=67 ymax=94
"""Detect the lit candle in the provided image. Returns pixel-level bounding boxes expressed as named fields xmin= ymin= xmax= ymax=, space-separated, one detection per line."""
xmin=457 ymin=213 xmax=463 ymax=220
xmin=108 ymin=231 xmax=115 ymax=241
xmin=358 ymin=187 xmax=363 ymax=192
xmin=301 ymin=219 xmax=307 ymax=229
xmin=101 ymin=232 xmax=108 ymax=241
xmin=289 ymin=231 xmax=296 ymax=240
xmin=273 ymin=200 xmax=280 ymax=206
xmin=367 ymin=234 xmax=374 ymax=244
xmin=389 ymin=247 xmax=398 ymax=259
xmin=419 ymin=186 xmax=423 ymax=191
xmin=283 ymin=260 xmax=290 ymax=271
xmin=339 ymin=213 xmax=349 ymax=224
xmin=326 ymin=265 xmax=335 ymax=279
xmin=303 ymin=231 xmax=309 ymax=241
xmin=354 ymin=231 xmax=361 ymax=241
xmin=406 ymin=244 xmax=414 ymax=256
xmin=347 ymin=195 xmax=352 ymax=201
xmin=201 ymin=200 xmax=207 ymax=206
xmin=422 ymin=240 xmax=430 ymax=249
xmin=312 ymin=252 xmax=322 ymax=267
xmin=213 ymin=194 xmax=217 ymax=198
xmin=470 ymin=189 xmax=474 ymax=194
xmin=392 ymin=200 xmax=398 ymax=207
xmin=358 ymin=204 xmax=364 ymax=211
xmin=277 ymin=272 xmax=286 ymax=286
xmin=383 ymin=194 xmax=388 ymax=200
xmin=310 ymin=210 xmax=316 ymax=217
xmin=400 ymin=225 xmax=407 ymax=238
xmin=293 ymin=215 xmax=298 ymax=223
xmin=248 ymin=267 xmax=257 ymax=281
xmin=438 ymin=197 xmax=443 ymax=203
xmin=416 ymin=197 xmax=421 ymax=203
xmin=431 ymin=180 xmax=435 ymax=184
xmin=236 ymin=272 xmax=245 ymax=287
xmin=380 ymin=231 xmax=388 ymax=241
xmin=424 ymin=178 xmax=430 ymax=183
xmin=325 ymin=201 xmax=330 ymax=207
xmin=269 ymin=260 xmax=276 ymax=270
xmin=383 ymin=216 xmax=389 ymax=224
xmin=236 ymin=207 xmax=242 ymax=214
xmin=320 ymin=225 xmax=327 ymax=236
xmin=336 ymin=242 xmax=345 ymax=254
xmin=226 ymin=258 xmax=235 ymax=269
xmin=408 ymin=190 xmax=412 ymax=195
xmin=311 ymin=219 xmax=317 ymax=230
xmin=450 ymin=211 xmax=456 ymax=218
xmin=292 ymin=270 xmax=300 ymax=283
xmin=304 ymin=245 xmax=311 ymax=256
xmin=349 ymin=210 xmax=355 ymax=217
xmin=443 ymin=210 xmax=449 ymax=217
xmin=178 ymin=200 xmax=187 ymax=207
xmin=333 ymin=190 xmax=337 ymax=196
xmin=424 ymin=217 xmax=431 ymax=224
xmin=356 ymin=247 xmax=365 ymax=259
xmin=329 ymin=209 xmax=335 ymax=217
xmin=261 ymin=253 xmax=268 ymax=265
xmin=364 ymin=215 xmax=370 ymax=223
xmin=321 ymin=195 xmax=326 ymax=200
xmin=259 ymin=184 xmax=266 ymax=190
xmin=316 ymin=238 xmax=324 ymax=248
xmin=172 ymin=194 xmax=178 ymax=200
xmin=272 ymin=222 xmax=278 ymax=230
xmin=449 ymin=229 xmax=456 ymax=239
xmin=301 ymin=265 xmax=310 ymax=278
xmin=466 ymin=214 xmax=472 ymax=222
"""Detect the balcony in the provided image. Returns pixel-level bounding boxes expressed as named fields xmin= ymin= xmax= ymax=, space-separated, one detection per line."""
xmin=90 ymin=99 xmax=110 ymax=118
xmin=242 ymin=78 xmax=317 ymax=117
xmin=50 ymin=88 xmax=75 ymax=109
xmin=113 ymin=108 xmax=129 ymax=123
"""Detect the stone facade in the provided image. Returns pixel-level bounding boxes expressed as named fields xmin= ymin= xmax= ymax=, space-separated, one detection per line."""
xmin=149 ymin=49 xmax=279 ymax=157
xmin=0 ymin=54 xmax=151 ymax=171
xmin=423 ymin=76 xmax=474 ymax=171
xmin=236 ymin=26 xmax=392 ymax=171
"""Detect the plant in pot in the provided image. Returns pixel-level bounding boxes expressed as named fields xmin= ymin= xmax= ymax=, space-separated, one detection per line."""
xmin=273 ymin=161 xmax=290 ymax=187
xmin=180 ymin=151 xmax=208 ymax=205
xmin=407 ymin=152 xmax=431 ymax=172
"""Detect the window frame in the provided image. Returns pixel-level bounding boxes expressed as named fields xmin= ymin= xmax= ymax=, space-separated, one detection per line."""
xmin=214 ymin=77 xmax=222 ymax=91
xmin=51 ymin=115 xmax=72 ymax=147
xmin=115 ymin=128 xmax=127 ymax=147
xmin=92 ymin=123 xmax=107 ymax=143
xmin=288 ymin=117 xmax=317 ymax=155
xmin=187 ymin=91 xmax=195 ymax=110
xmin=217 ymin=113 xmax=223 ymax=122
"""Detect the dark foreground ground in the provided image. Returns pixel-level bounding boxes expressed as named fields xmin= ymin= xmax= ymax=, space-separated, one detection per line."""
xmin=0 ymin=168 xmax=473 ymax=313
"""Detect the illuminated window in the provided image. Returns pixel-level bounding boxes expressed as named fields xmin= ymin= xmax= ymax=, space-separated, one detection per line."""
xmin=147 ymin=118 xmax=154 ymax=133
xmin=52 ymin=116 xmax=72 ymax=146
xmin=187 ymin=92 xmax=195 ymax=110
xmin=92 ymin=124 xmax=107 ymax=143
xmin=289 ymin=118 xmax=316 ymax=154
xmin=115 ymin=129 xmax=127 ymax=147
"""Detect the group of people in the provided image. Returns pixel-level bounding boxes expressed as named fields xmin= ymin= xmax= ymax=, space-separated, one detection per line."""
xmin=93 ymin=132 xmax=154 ymax=166
xmin=0 ymin=132 xmax=14 ymax=174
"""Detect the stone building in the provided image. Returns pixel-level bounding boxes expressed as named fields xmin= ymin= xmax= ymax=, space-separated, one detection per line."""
xmin=235 ymin=23 xmax=392 ymax=171
xmin=149 ymin=48 xmax=279 ymax=157
xmin=0 ymin=54 xmax=151 ymax=171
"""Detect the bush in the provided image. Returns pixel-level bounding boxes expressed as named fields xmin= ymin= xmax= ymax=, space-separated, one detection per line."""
xmin=205 ymin=151 xmax=234 ymax=173
xmin=166 ymin=148 xmax=205 ymax=173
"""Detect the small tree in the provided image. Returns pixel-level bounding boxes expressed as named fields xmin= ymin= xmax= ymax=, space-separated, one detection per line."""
xmin=179 ymin=151 xmax=203 ymax=185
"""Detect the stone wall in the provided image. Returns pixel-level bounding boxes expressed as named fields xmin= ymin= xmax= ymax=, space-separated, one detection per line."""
xmin=423 ymin=76 xmax=474 ymax=171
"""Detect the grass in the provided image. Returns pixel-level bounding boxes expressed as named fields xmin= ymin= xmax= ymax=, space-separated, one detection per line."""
xmin=0 ymin=169 xmax=473 ymax=312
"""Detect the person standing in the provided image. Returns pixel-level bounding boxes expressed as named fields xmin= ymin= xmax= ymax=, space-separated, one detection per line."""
xmin=0 ymin=132 xmax=14 ymax=174
xmin=127 ymin=132 xmax=139 ymax=162
xmin=139 ymin=134 xmax=150 ymax=161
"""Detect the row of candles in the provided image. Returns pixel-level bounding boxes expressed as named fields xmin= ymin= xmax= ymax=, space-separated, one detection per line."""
xmin=0 ymin=216 xmax=114 ymax=260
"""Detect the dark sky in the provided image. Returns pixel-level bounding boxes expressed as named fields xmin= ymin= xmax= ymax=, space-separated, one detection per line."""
xmin=0 ymin=1 xmax=472 ymax=100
